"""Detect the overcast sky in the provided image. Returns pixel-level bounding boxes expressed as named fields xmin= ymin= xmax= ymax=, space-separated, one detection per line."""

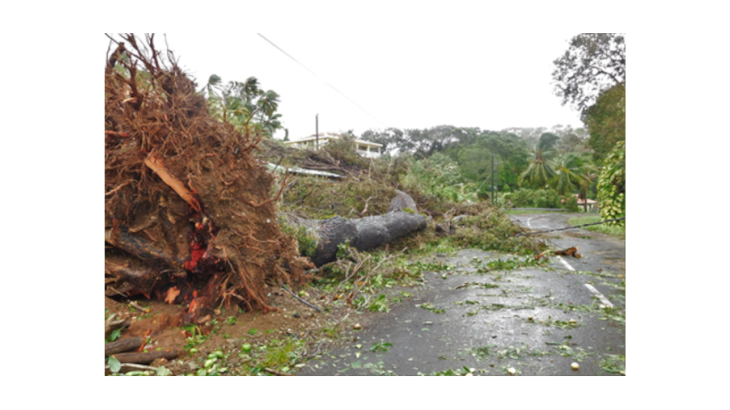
xmin=116 ymin=32 xmax=585 ymax=141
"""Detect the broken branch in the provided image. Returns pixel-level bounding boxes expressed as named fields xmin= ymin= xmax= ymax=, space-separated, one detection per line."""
xmin=144 ymin=150 xmax=202 ymax=212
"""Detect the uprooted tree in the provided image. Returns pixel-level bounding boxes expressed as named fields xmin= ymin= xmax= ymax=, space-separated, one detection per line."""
xmin=104 ymin=34 xmax=312 ymax=321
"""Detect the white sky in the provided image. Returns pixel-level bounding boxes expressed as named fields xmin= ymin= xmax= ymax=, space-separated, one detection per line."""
xmin=130 ymin=31 xmax=584 ymax=140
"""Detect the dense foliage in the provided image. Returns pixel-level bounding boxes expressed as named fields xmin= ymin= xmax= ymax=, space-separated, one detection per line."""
xmin=358 ymin=124 xmax=596 ymax=208
xmin=596 ymin=141 xmax=625 ymax=225
xmin=503 ymin=188 xmax=568 ymax=209
xmin=583 ymin=82 xmax=625 ymax=161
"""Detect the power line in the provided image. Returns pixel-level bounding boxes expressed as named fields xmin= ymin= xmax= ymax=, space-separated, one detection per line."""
xmin=257 ymin=33 xmax=380 ymax=122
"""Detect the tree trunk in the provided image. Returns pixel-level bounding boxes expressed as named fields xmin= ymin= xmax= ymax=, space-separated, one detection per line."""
xmin=290 ymin=211 xmax=427 ymax=267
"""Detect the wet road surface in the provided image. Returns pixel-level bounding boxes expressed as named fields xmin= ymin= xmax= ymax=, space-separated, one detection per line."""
xmin=297 ymin=212 xmax=625 ymax=376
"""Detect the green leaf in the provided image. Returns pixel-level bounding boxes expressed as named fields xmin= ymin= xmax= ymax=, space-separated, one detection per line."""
xmin=110 ymin=328 xmax=122 ymax=342
xmin=156 ymin=366 xmax=171 ymax=376
xmin=108 ymin=356 xmax=121 ymax=374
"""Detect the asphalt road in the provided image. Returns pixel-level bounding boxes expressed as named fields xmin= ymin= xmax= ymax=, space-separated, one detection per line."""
xmin=297 ymin=212 xmax=626 ymax=376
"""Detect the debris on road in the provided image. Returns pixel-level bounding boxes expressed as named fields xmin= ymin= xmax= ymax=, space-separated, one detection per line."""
xmin=536 ymin=246 xmax=582 ymax=260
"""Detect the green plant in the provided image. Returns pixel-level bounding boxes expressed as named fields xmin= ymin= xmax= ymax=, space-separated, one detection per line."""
xmin=195 ymin=349 xmax=229 ymax=376
xmin=279 ymin=218 xmax=318 ymax=257
xmin=417 ymin=303 xmax=446 ymax=314
xmin=568 ymin=215 xmax=625 ymax=239
xmin=369 ymin=342 xmax=393 ymax=353
xmin=336 ymin=240 xmax=352 ymax=260
xmin=368 ymin=294 xmax=390 ymax=312
xmin=475 ymin=256 xmax=546 ymax=273
xmin=503 ymin=188 xmax=563 ymax=208
xmin=105 ymin=309 xmax=124 ymax=343
xmin=262 ymin=338 xmax=305 ymax=372
xmin=423 ymin=366 xmax=476 ymax=376
xmin=182 ymin=324 xmax=210 ymax=351
xmin=599 ymin=354 xmax=625 ymax=374
xmin=596 ymin=141 xmax=625 ymax=225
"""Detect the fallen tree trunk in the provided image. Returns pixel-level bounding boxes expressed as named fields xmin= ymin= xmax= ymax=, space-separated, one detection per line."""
xmin=290 ymin=210 xmax=427 ymax=267
xmin=111 ymin=348 xmax=179 ymax=364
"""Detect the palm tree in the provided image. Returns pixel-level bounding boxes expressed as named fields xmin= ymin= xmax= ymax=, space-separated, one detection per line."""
xmin=553 ymin=153 xmax=590 ymax=195
xmin=518 ymin=149 xmax=557 ymax=188
xmin=257 ymin=90 xmax=280 ymax=121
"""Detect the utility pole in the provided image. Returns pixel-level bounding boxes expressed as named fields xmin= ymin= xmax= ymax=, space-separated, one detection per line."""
xmin=315 ymin=114 xmax=319 ymax=150
xmin=491 ymin=153 xmax=495 ymax=203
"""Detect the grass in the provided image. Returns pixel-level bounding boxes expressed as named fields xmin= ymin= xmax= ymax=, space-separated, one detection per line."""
xmin=567 ymin=215 xmax=625 ymax=239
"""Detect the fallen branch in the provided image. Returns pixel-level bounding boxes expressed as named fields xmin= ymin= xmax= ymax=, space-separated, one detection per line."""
xmin=105 ymin=363 xmax=159 ymax=373
xmin=105 ymin=313 xmax=131 ymax=337
xmin=105 ymin=337 xmax=143 ymax=356
xmin=264 ymin=367 xmax=295 ymax=376
xmin=129 ymin=301 xmax=150 ymax=313
xmin=554 ymin=247 xmax=581 ymax=258
xmin=281 ymin=284 xmax=322 ymax=313
xmin=144 ymin=150 xmax=202 ymax=212
xmin=105 ymin=285 xmax=131 ymax=298
xmin=111 ymin=348 xmax=179 ymax=364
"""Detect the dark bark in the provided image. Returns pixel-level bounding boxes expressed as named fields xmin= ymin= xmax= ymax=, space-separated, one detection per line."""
xmin=105 ymin=226 xmax=185 ymax=268
xmin=111 ymin=348 xmax=179 ymax=364
xmin=293 ymin=210 xmax=427 ymax=267
xmin=309 ymin=216 xmax=358 ymax=267
xmin=388 ymin=189 xmax=418 ymax=213
xmin=105 ymin=337 xmax=143 ymax=356
xmin=105 ymin=258 xmax=166 ymax=298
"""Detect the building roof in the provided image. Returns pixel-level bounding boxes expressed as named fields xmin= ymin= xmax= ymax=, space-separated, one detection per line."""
xmin=284 ymin=133 xmax=382 ymax=148
xmin=576 ymin=196 xmax=598 ymax=205
xmin=265 ymin=162 xmax=344 ymax=178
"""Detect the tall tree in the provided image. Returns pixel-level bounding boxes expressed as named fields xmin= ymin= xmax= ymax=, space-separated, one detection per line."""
xmin=518 ymin=149 xmax=557 ymax=189
xmin=552 ymin=33 xmax=625 ymax=113
xmin=201 ymin=75 xmax=284 ymax=138
xmin=538 ymin=132 xmax=560 ymax=152
xmin=552 ymin=153 xmax=592 ymax=195
xmin=583 ymin=82 xmax=625 ymax=161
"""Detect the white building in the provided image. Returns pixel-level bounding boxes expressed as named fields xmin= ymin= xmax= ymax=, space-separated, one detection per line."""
xmin=283 ymin=133 xmax=382 ymax=158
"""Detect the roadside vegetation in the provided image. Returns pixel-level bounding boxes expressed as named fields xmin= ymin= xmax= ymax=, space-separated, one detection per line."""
xmin=567 ymin=215 xmax=625 ymax=239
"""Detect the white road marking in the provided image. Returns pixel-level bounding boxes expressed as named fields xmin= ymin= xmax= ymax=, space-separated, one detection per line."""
xmin=527 ymin=214 xmax=616 ymax=309
xmin=584 ymin=283 xmax=615 ymax=308
xmin=556 ymin=255 xmax=575 ymax=271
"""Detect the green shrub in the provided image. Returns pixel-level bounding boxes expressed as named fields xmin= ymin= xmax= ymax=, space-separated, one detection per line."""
xmin=278 ymin=218 xmax=318 ymax=257
xmin=504 ymin=188 xmax=562 ymax=208
xmin=563 ymin=195 xmax=579 ymax=212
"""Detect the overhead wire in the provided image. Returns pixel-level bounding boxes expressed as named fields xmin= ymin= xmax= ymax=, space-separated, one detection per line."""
xmin=257 ymin=33 xmax=381 ymax=124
